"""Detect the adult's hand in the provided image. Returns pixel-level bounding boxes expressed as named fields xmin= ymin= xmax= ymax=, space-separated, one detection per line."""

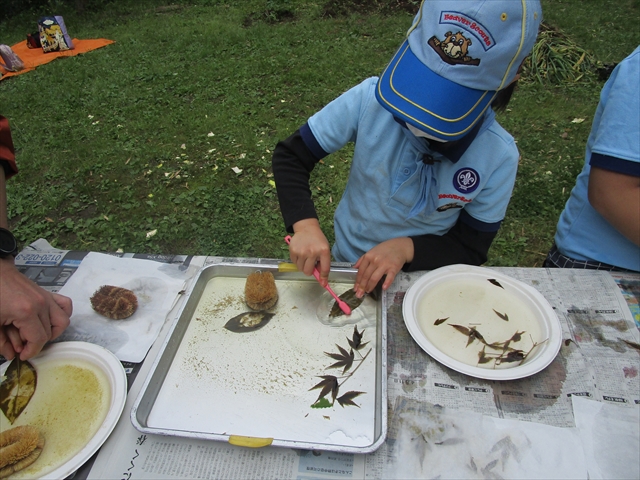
xmin=289 ymin=218 xmax=332 ymax=286
xmin=353 ymin=237 xmax=414 ymax=298
xmin=0 ymin=257 xmax=72 ymax=360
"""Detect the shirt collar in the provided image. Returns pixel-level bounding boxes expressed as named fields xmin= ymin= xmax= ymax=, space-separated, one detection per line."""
xmin=395 ymin=112 xmax=490 ymax=164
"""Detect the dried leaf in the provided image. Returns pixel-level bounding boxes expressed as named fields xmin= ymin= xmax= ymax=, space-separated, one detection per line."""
xmin=450 ymin=324 xmax=471 ymax=336
xmin=488 ymin=278 xmax=504 ymax=289
xmin=499 ymin=350 xmax=526 ymax=363
xmin=309 ymin=375 xmax=339 ymax=403
xmin=434 ymin=317 xmax=449 ymax=326
xmin=493 ymin=309 xmax=509 ymax=321
xmin=0 ymin=359 xmax=37 ymax=424
xmin=509 ymin=330 xmax=525 ymax=343
xmin=336 ymin=391 xmax=365 ymax=408
xmin=350 ymin=325 xmax=363 ymax=348
xmin=478 ymin=348 xmax=492 ymax=364
xmin=224 ymin=311 xmax=274 ymax=333
xmin=470 ymin=327 xmax=485 ymax=343
xmin=330 ymin=289 xmax=364 ymax=318
xmin=325 ymin=345 xmax=355 ymax=373
xmin=347 ymin=325 xmax=369 ymax=350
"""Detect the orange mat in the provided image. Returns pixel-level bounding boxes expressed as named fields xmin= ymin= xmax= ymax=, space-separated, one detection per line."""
xmin=0 ymin=38 xmax=115 ymax=80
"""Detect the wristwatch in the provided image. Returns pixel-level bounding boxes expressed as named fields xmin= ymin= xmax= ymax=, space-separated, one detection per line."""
xmin=0 ymin=228 xmax=19 ymax=258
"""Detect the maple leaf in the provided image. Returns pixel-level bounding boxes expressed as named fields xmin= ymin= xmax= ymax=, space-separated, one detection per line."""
xmin=325 ymin=344 xmax=354 ymax=373
xmin=336 ymin=391 xmax=365 ymax=408
xmin=309 ymin=375 xmax=339 ymax=404
xmin=347 ymin=326 xmax=369 ymax=350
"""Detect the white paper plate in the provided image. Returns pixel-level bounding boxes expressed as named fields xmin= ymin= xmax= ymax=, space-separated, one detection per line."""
xmin=403 ymin=265 xmax=562 ymax=380
xmin=0 ymin=341 xmax=126 ymax=479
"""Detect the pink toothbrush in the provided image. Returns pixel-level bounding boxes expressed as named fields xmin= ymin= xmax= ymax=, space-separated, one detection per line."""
xmin=284 ymin=236 xmax=351 ymax=315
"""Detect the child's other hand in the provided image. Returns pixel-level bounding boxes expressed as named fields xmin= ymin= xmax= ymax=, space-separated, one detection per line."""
xmin=353 ymin=238 xmax=414 ymax=298
xmin=290 ymin=219 xmax=332 ymax=286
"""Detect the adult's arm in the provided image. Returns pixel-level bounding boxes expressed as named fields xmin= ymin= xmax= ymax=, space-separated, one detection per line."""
xmin=0 ymin=115 xmax=19 ymax=227
xmin=0 ymin=117 xmax=72 ymax=360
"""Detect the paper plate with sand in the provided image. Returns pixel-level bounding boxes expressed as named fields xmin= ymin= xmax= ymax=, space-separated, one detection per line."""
xmin=402 ymin=265 xmax=562 ymax=381
xmin=0 ymin=341 xmax=126 ymax=479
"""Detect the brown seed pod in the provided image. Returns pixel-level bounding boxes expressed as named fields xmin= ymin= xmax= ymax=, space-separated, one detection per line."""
xmin=0 ymin=425 xmax=45 ymax=478
xmin=90 ymin=285 xmax=138 ymax=319
xmin=244 ymin=271 xmax=278 ymax=310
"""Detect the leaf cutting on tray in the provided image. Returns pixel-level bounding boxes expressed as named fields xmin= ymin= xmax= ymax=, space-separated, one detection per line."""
xmin=310 ymin=327 xmax=372 ymax=408
xmin=336 ymin=391 xmax=365 ymax=408
xmin=493 ymin=309 xmax=509 ymax=322
xmin=347 ymin=325 xmax=369 ymax=350
xmin=309 ymin=375 xmax=339 ymax=404
xmin=325 ymin=344 xmax=354 ymax=374
xmin=224 ymin=311 xmax=274 ymax=333
xmin=434 ymin=317 xmax=449 ymax=326
xmin=488 ymin=278 xmax=504 ymax=289
xmin=0 ymin=358 xmax=37 ymax=424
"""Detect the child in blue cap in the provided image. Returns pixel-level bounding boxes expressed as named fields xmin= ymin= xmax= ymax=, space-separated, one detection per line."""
xmin=273 ymin=0 xmax=542 ymax=297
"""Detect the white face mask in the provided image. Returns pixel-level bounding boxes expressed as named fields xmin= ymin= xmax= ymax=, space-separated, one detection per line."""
xmin=407 ymin=123 xmax=447 ymax=143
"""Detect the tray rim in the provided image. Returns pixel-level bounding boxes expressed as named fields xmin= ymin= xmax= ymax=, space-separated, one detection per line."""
xmin=130 ymin=261 xmax=387 ymax=453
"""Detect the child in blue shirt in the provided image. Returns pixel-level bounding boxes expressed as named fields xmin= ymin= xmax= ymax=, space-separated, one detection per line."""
xmin=545 ymin=47 xmax=640 ymax=272
xmin=273 ymin=0 xmax=542 ymax=296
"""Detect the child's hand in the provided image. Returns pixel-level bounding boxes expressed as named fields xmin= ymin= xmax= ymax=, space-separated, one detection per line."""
xmin=353 ymin=238 xmax=414 ymax=298
xmin=289 ymin=219 xmax=332 ymax=286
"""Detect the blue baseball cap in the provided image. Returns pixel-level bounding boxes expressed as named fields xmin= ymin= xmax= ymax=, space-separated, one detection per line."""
xmin=376 ymin=0 xmax=542 ymax=141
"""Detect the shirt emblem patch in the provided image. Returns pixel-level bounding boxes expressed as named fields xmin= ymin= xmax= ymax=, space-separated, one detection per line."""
xmin=454 ymin=168 xmax=479 ymax=193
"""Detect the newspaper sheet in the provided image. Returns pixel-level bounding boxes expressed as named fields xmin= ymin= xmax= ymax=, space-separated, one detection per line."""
xmin=364 ymin=267 xmax=640 ymax=478
xmin=9 ymin=241 xmax=640 ymax=479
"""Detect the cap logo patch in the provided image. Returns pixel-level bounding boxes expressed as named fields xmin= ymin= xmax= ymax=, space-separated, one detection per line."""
xmin=428 ymin=32 xmax=479 ymax=66
xmin=454 ymin=168 xmax=480 ymax=193
xmin=440 ymin=11 xmax=496 ymax=50
xmin=427 ymin=11 xmax=497 ymax=67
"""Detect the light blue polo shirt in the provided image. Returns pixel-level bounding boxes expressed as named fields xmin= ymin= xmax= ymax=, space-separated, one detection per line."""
xmin=554 ymin=47 xmax=640 ymax=271
xmin=304 ymin=77 xmax=520 ymax=263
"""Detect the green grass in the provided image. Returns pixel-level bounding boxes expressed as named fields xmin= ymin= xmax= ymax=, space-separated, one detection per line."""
xmin=1 ymin=0 xmax=639 ymax=266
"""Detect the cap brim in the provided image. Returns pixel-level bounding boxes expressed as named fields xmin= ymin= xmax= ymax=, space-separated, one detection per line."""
xmin=376 ymin=40 xmax=496 ymax=141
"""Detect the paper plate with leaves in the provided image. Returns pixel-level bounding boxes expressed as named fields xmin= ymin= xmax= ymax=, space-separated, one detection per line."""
xmin=0 ymin=342 xmax=126 ymax=479
xmin=402 ymin=265 xmax=562 ymax=381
